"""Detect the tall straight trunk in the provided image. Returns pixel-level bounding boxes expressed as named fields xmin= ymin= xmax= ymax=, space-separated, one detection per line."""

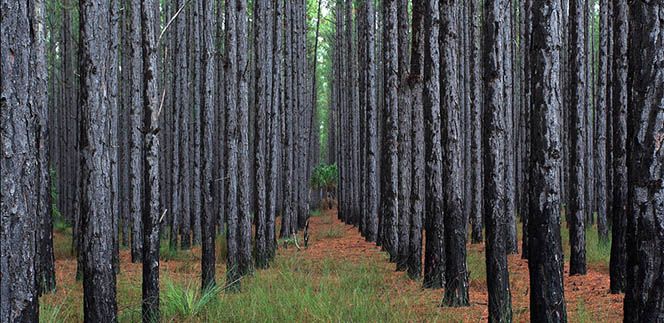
xmin=140 ymin=0 xmax=161 ymax=319
xmin=191 ymin=0 xmax=203 ymax=247
xmin=280 ymin=0 xmax=295 ymax=239
xmin=396 ymin=0 xmax=412 ymax=271
xmin=381 ymin=0 xmax=400 ymax=263
xmin=79 ymin=0 xmax=119 ymax=319
xmin=170 ymin=0 xmax=185 ymax=250
xmin=253 ymin=0 xmax=270 ymax=269
xmin=130 ymin=0 xmax=144 ymax=263
xmin=503 ymin=0 xmax=518 ymax=255
xmin=179 ymin=1 xmax=192 ymax=249
xmin=267 ymin=0 xmax=283 ymax=260
xmin=483 ymin=0 xmax=513 ymax=319
xmin=422 ymin=0 xmax=445 ymax=290
xmin=520 ymin=0 xmax=532 ymax=259
xmin=0 ymin=0 xmax=40 ymax=320
xmin=441 ymin=0 xmax=469 ymax=306
xmin=236 ymin=0 xmax=253 ymax=277
xmin=569 ymin=0 xmax=587 ymax=276
xmin=408 ymin=0 xmax=425 ymax=280
xmin=224 ymin=0 xmax=241 ymax=290
xmin=595 ymin=0 xmax=609 ymax=242
xmin=624 ymin=3 xmax=664 ymax=321
xmin=106 ymin=0 xmax=121 ymax=275
xmin=609 ymin=0 xmax=627 ymax=294
xmin=528 ymin=0 xmax=568 ymax=320
xmin=469 ymin=0 xmax=483 ymax=244
xmin=33 ymin=0 xmax=56 ymax=294
xmin=201 ymin=0 xmax=218 ymax=290
xmin=364 ymin=0 xmax=379 ymax=243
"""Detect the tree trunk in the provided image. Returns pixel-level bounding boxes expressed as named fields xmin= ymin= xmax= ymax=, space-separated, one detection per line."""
xmin=483 ymin=0 xmax=513 ymax=319
xmin=609 ymin=0 xmax=627 ymax=294
xmin=422 ymin=0 xmax=445 ymax=290
xmin=201 ymin=0 xmax=218 ymax=290
xmin=130 ymin=0 xmax=144 ymax=263
xmin=33 ymin=0 xmax=56 ymax=294
xmin=381 ymin=0 xmax=400 ymax=264
xmin=141 ymin=0 xmax=161 ymax=319
xmin=79 ymin=0 xmax=119 ymax=319
xmin=0 ymin=0 xmax=40 ymax=320
xmin=528 ymin=0 xmax=568 ymax=320
xmin=569 ymin=0 xmax=588 ymax=276
xmin=224 ymin=0 xmax=241 ymax=290
xmin=267 ymin=0 xmax=283 ymax=260
xmin=407 ymin=0 xmax=425 ymax=280
xmin=469 ymin=0 xmax=483 ymax=245
xmin=396 ymin=0 xmax=412 ymax=270
xmin=441 ymin=0 xmax=469 ymax=306
xmin=237 ymin=0 xmax=253 ymax=277
xmin=624 ymin=2 xmax=664 ymax=321
xmin=254 ymin=0 xmax=270 ymax=269
xmin=595 ymin=0 xmax=609 ymax=242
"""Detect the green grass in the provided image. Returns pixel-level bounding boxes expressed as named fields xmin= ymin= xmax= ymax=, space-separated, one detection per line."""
xmin=318 ymin=227 xmax=344 ymax=239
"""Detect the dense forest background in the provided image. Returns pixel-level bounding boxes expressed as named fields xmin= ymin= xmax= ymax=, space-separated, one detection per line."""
xmin=1 ymin=0 xmax=662 ymax=322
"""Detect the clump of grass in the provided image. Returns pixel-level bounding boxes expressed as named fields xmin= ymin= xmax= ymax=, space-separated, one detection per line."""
xmin=585 ymin=224 xmax=611 ymax=266
xmin=310 ymin=209 xmax=322 ymax=217
xmin=466 ymin=247 xmax=486 ymax=283
xmin=162 ymin=278 xmax=222 ymax=319
xmin=39 ymin=297 xmax=70 ymax=323
xmin=319 ymin=227 xmax=343 ymax=239
xmin=574 ymin=299 xmax=591 ymax=322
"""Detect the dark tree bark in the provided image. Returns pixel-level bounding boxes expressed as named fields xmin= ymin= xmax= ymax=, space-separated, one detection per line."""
xmin=396 ymin=0 xmax=412 ymax=271
xmin=422 ymin=0 xmax=445 ymax=290
xmin=483 ymin=0 xmax=513 ymax=319
xmin=267 ymin=0 xmax=283 ymax=260
xmin=237 ymin=0 xmax=253 ymax=277
xmin=130 ymin=0 xmax=144 ymax=263
xmin=520 ymin=0 xmax=532 ymax=260
xmin=190 ymin=0 xmax=203 ymax=247
xmin=624 ymin=1 xmax=664 ymax=321
xmin=280 ymin=0 xmax=295 ymax=239
xmin=381 ymin=0 xmax=400 ymax=264
xmin=1 ymin=0 xmax=40 ymax=320
xmin=595 ymin=0 xmax=609 ymax=242
xmin=407 ymin=0 xmax=425 ymax=280
xmin=528 ymin=0 xmax=568 ymax=320
xmin=609 ymin=0 xmax=628 ymax=294
xmin=363 ymin=0 xmax=379 ymax=243
xmin=469 ymin=0 xmax=483 ymax=245
xmin=140 ymin=0 xmax=161 ymax=319
xmin=201 ymin=0 xmax=218 ymax=290
xmin=503 ymin=0 xmax=518 ymax=255
xmin=224 ymin=0 xmax=241 ymax=290
xmin=79 ymin=0 xmax=119 ymax=319
xmin=441 ymin=0 xmax=469 ymax=306
xmin=170 ymin=0 xmax=186 ymax=250
xmin=568 ymin=0 xmax=588 ymax=276
xmin=33 ymin=0 xmax=56 ymax=294
xmin=179 ymin=0 xmax=192 ymax=249
xmin=254 ymin=0 xmax=270 ymax=269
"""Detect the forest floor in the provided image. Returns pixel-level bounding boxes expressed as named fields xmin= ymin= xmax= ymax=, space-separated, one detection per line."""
xmin=41 ymin=208 xmax=623 ymax=322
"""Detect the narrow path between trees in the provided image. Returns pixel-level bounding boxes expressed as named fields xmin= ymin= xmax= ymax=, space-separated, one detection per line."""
xmin=300 ymin=208 xmax=624 ymax=322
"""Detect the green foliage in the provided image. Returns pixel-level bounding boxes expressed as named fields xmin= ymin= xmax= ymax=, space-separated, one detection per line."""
xmin=310 ymin=163 xmax=338 ymax=190
xmin=162 ymin=278 xmax=223 ymax=319
xmin=39 ymin=297 xmax=71 ymax=323
xmin=319 ymin=227 xmax=343 ymax=239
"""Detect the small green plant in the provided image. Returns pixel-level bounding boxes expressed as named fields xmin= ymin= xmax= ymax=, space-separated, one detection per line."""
xmin=162 ymin=278 xmax=222 ymax=319
xmin=310 ymin=163 xmax=338 ymax=191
